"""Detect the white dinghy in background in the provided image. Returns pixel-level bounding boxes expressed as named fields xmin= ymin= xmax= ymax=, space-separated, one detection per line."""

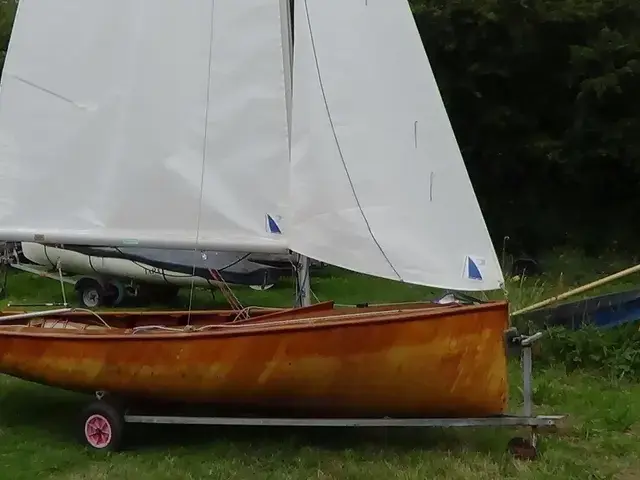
xmin=8 ymin=242 xmax=283 ymax=308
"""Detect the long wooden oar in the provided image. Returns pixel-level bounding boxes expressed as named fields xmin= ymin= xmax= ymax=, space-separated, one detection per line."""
xmin=511 ymin=263 xmax=640 ymax=316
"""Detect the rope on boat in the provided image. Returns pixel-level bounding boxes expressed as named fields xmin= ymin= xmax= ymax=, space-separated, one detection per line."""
xmin=231 ymin=306 xmax=261 ymax=322
xmin=70 ymin=308 xmax=112 ymax=329
xmin=1 ymin=303 xmax=448 ymax=334
xmin=128 ymin=308 xmax=410 ymax=334
xmin=207 ymin=267 xmax=248 ymax=320
xmin=196 ymin=307 xmax=410 ymax=330
xmin=184 ymin=251 xmax=248 ymax=324
xmin=0 ymin=308 xmax=113 ymax=330
xmin=130 ymin=325 xmax=186 ymax=334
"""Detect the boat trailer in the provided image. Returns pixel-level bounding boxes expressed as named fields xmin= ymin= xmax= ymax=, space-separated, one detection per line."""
xmin=78 ymin=330 xmax=564 ymax=460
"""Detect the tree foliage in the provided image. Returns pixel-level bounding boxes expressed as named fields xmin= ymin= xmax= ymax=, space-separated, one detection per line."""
xmin=0 ymin=0 xmax=16 ymax=72
xmin=0 ymin=1 xmax=637 ymax=256
xmin=410 ymin=0 xmax=640 ymax=255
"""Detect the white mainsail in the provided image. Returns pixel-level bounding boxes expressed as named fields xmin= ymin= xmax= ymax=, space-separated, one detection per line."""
xmin=0 ymin=0 xmax=290 ymax=253
xmin=288 ymin=0 xmax=504 ymax=291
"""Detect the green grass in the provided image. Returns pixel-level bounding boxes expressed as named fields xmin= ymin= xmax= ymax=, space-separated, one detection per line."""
xmin=1 ymin=250 xmax=640 ymax=479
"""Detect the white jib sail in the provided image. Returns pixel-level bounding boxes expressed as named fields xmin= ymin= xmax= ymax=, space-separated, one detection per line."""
xmin=289 ymin=0 xmax=504 ymax=290
xmin=0 ymin=0 xmax=290 ymax=253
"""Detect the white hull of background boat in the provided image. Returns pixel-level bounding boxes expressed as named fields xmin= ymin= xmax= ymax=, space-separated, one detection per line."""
xmin=20 ymin=242 xmax=274 ymax=289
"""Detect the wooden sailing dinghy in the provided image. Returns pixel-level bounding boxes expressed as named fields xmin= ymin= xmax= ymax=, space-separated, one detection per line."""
xmin=0 ymin=300 xmax=509 ymax=418
xmin=0 ymin=0 xmax=535 ymax=451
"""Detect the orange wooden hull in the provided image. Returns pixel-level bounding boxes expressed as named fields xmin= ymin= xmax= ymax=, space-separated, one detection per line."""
xmin=0 ymin=301 xmax=510 ymax=418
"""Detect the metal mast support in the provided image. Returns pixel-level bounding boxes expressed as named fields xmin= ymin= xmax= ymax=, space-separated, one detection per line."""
xmin=296 ymin=254 xmax=311 ymax=307
xmin=283 ymin=0 xmax=311 ymax=308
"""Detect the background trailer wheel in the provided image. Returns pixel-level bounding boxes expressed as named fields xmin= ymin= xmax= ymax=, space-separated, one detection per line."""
xmin=75 ymin=278 xmax=106 ymax=309
xmin=78 ymin=400 xmax=124 ymax=452
xmin=103 ymin=280 xmax=126 ymax=307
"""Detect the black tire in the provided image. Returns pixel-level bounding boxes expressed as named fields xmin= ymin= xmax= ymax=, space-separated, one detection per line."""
xmin=507 ymin=436 xmax=538 ymax=460
xmin=76 ymin=279 xmax=105 ymax=309
xmin=103 ymin=281 xmax=125 ymax=307
xmin=78 ymin=400 xmax=125 ymax=452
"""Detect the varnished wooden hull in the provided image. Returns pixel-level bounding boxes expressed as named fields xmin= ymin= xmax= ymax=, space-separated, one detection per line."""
xmin=0 ymin=301 xmax=510 ymax=418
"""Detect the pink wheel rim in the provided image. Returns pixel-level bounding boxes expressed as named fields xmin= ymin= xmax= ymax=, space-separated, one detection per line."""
xmin=84 ymin=414 xmax=112 ymax=448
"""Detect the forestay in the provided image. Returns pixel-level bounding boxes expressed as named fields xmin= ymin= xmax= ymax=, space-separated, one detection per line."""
xmin=0 ymin=0 xmax=290 ymax=253
xmin=288 ymin=0 xmax=504 ymax=290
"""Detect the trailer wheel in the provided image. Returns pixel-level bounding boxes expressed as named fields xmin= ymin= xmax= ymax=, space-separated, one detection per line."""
xmin=507 ymin=436 xmax=537 ymax=460
xmin=104 ymin=281 xmax=125 ymax=307
xmin=76 ymin=279 xmax=105 ymax=309
xmin=78 ymin=400 xmax=124 ymax=452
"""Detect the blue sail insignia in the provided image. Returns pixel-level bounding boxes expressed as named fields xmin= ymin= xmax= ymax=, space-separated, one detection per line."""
xmin=266 ymin=214 xmax=282 ymax=235
xmin=466 ymin=256 xmax=483 ymax=281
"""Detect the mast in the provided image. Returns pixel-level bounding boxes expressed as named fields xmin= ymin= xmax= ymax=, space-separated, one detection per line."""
xmin=296 ymin=254 xmax=311 ymax=307
xmin=283 ymin=0 xmax=311 ymax=307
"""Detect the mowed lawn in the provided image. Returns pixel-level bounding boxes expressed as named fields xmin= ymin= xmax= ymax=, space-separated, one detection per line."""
xmin=0 ymin=251 xmax=639 ymax=479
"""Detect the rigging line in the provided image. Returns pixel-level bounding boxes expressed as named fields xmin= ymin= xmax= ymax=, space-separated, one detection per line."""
xmin=188 ymin=0 xmax=217 ymax=324
xmin=112 ymin=248 xmax=251 ymax=276
xmin=301 ymin=0 xmax=402 ymax=282
xmin=207 ymin=267 xmax=245 ymax=315
xmin=216 ymin=253 xmax=252 ymax=272
xmin=43 ymin=245 xmax=56 ymax=271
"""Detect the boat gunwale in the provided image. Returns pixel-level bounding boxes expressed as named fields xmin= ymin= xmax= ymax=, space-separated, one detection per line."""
xmin=0 ymin=307 xmax=281 ymax=318
xmin=0 ymin=300 xmax=509 ymax=341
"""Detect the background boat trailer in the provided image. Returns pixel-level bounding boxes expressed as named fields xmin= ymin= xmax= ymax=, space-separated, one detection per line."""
xmin=79 ymin=331 xmax=565 ymax=459
xmin=1 ymin=243 xmax=183 ymax=309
